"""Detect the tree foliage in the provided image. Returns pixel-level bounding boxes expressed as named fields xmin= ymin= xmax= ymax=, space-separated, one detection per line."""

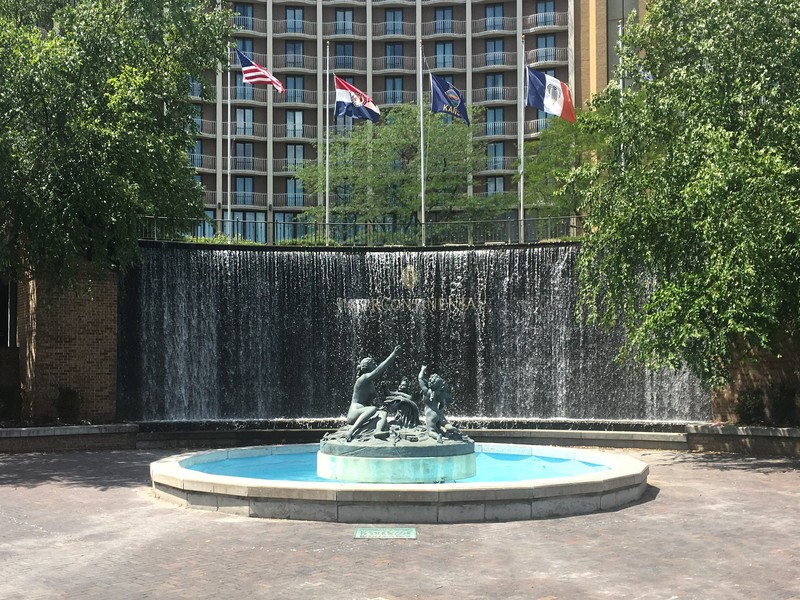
xmin=295 ymin=104 xmax=505 ymax=226
xmin=521 ymin=110 xmax=609 ymax=216
xmin=0 ymin=0 xmax=231 ymax=284
xmin=576 ymin=0 xmax=800 ymax=384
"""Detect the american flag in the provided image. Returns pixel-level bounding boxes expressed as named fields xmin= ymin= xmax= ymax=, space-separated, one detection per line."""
xmin=235 ymin=48 xmax=284 ymax=93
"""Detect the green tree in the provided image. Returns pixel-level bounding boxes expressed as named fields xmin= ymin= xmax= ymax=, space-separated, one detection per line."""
xmin=521 ymin=110 xmax=608 ymax=217
xmin=295 ymin=104 xmax=503 ymax=228
xmin=0 ymin=0 xmax=231 ymax=284
xmin=576 ymin=0 xmax=800 ymax=384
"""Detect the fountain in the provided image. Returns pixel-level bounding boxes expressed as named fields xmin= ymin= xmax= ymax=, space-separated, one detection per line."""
xmin=150 ymin=340 xmax=650 ymax=522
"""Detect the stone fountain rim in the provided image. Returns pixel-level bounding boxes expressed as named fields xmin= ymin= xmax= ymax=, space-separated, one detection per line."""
xmin=149 ymin=442 xmax=650 ymax=523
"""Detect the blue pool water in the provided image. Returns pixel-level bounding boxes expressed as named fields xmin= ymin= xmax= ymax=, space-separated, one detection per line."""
xmin=188 ymin=451 xmax=610 ymax=483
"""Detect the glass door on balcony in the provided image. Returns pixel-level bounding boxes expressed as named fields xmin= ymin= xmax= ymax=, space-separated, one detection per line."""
xmin=537 ymin=0 xmax=555 ymax=26
xmin=486 ymin=72 xmax=504 ymax=100
xmin=385 ymin=42 xmax=403 ymax=69
xmin=191 ymin=140 xmax=202 ymax=168
xmin=487 ymin=176 xmax=505 ymax=195
xmin=487 ymin=142 xmax=504 ymax=171
xmin=236 ymin=108 xmax=253 ymax=136
xmin=235 ymin=73 xmax=254 ymax=101
xmin=486 ymin=107 xmax=504 ymax=136
xmin=287 ymin=110 xmax=303 ymax=138
xmin=235 ymin=176 xmax=254 ymax=205
xmin=235 ymin=37 xmax=252 ymax=61
xmin=234 ymin=142 xmax=253 ymax=170
xmin=335 ymin=43 xmax=353 ymax=69
xmin=537 ymin=34 xmax=556 ymax=62
xmin=486 ymin=38 xmax=504 ymax=66
xmin=286 ymin=76 xmax=303 ymax=103
xmin=286 ymin=7 xmax=303 ymax=34
xmin=233 ymin=3 xmax=253 ymax=30
xmin=435 ymin=41 xmax=453 ymax=69
xmin=385 ymin=77 xmax=403 ymax=104
xmin=286 ymin=41 xmax=304 ymax=68
xmin=435 ymin=7 xmax=453 ymax=34
xmin=385 ymin=8 xmax=402 ymax=35
xmin=286 ymin=144 xmax=304 ymax=170
xmin=287 ymin=178 xmax=304 ymax=207
xmin=336 ymin=9 xmax=354 ymax=35
xmin=485 ymin=4 xmax=503 ymax=31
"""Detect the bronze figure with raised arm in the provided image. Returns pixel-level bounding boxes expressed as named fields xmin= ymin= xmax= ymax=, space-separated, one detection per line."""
xmin=345 ymin=344 xmax=402 ymax=442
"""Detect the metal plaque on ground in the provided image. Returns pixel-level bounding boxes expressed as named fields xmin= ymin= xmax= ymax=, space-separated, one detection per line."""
xmin=353 ymin=527 xmax=417 ymax=539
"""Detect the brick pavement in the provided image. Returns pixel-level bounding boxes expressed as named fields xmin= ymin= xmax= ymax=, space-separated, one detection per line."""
xmin=0 ymin=448 xmax=798 ymax=600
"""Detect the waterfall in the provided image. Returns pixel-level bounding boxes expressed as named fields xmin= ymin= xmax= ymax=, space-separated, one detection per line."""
xmin=117 ymin=243 xmax=709 ymax=422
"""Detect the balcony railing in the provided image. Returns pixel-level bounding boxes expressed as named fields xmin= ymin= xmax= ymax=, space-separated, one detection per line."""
xmin=189 ymin=154 xmax=216 ymax=170
xmin=205 ymin=191 xmax=270 ymax=208
xmin=472 ymin=86 xmax=517 ymax=103
xmin=527 ymin=47 xmax=569 ymax=65
xmin=272 ymin=20 xmax=317 ymax=36
xmin=372 ymin=90 xmax=417 ymax=105
xmin=195 ymin=119 xmax=217 ymax=135
xmin=139 ymin=215 xmax=584 ymax=246
xmin=331 ymin=56 xmax=368 ymax=71
xmin=227 ymin=156 xmax=268 ymax=172
xmin=523 ymin=12 xmax=569 ymax=31
xmin=373 ymin=21 xmax=416 ymax=37
xmin=224 ymin=85 xmax=271 ymax=103
xmin=273 ymin=123 xmax=318 ymax=140
xmin=273 ymin=54 xmax=318 ymax=71
xmin=473 ymin=121 xmax=517 ymax=138
xmin=273 ymin=158 xmax=310 ymax=173
xmin=472 ymin=51 xmax=517 ymax=69
xmin=431 ymin=54 xmax=466 ymax=70
xmin=372 ymin=56 xmax=416 ymax=71
xmin=481 ymin=156 xmax=518 ymax=172
xmin=232 ymin=15 xmax=268 ymax=35
xmin=472 ymin=16 xmax=516 ymax=35
xmin=273 ymin=193 xmax=318 ymax=207
xmin=274 ymin=89 xmax=318 ymax=105
xmin=420 ymin=20 xmax=467 ymax=36
xmin=323 ymin=21 xmax=367 ymax=37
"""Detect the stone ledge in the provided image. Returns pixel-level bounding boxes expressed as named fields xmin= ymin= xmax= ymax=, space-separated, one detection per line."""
xmin=686 ymin=425 xmax=800 ymax=457
xmin=0 ymin=424 xmax=138 ymax=438
xmin=467 ymin=429 xmax=688 ymax=450
xmin=0 ymin=424 xmax=139 ymax=453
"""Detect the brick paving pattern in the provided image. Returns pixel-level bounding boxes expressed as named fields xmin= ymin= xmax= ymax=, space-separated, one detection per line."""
xmin=0 ymin=449 xmax=798 ymax=599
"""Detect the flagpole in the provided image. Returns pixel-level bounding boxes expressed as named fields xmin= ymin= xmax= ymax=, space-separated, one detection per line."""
xmin=418 ymin=41 xmax=426 ymax=247
xmin=518 ymin=34 xmax=525 ymax=243
xmin=325 ymin=41 xmax=330 ymax=245
xmin=227 ymin=42 xmax=232 ymax=235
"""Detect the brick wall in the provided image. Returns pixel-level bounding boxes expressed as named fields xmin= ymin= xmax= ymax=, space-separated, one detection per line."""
xmin=17 ymin=270 xmax=118 ymax=423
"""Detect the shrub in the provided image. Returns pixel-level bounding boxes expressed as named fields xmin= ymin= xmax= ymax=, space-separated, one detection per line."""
xmin=56 ymin=387 xmax=83 ymax=424
xmin=734 ymin=389 xmax=766 ymax=425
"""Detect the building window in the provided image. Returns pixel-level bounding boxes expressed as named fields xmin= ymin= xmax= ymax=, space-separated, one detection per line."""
xmin=196 ymin=208 xmax=215 ymax=239
xmin=435 ymin=42 xmax=453 ymax=69
xmin=486 ymin=38 xmax=504 ymax=66
xmin=435 ymin=7 xmax=453 ymax=34
xmin=286 ymin=41 xmax=304 ymax=68
xmin=235 ymin=38 xmax=252 ymax=60
xmin=189 ymin=77 xmax=202 ymax=97
xmin=537 ymin=0 xmax=555 ymax=26
xmin=234 ymin=141 xmax=253 ymax=170
xmin=285 ymin=76 xmax=303 ymax=103
xmin=385 ymin=42 xmax=403 ymax=69
xmin=286 ymin=110 xmax=303 ymax=138
xmin=487 ymin=142 xmax=504 ymax=170
xmin=287 ymin=178 xmax=304 ymax=207
xmin=336 ymin=9 xmax=354 ymax=35
xmin=191 ymin=140 xmax=202 ymax=168
xmin=235 ymin=176 xmax=254 ymax=205
xmin=486 ymin=72 xmax=504 ymax=100
xmin=236 ymin=107 xmax=253 ymax=136
xmin=274 ymin=212 xmax=299 ymax=243
xmin=286 ymin=7 xmax=303 ymax=34
xmin=286 ymin=144 xmax=304 ymax=170
xmin=233 ymin=3 xmax=253 ymax=30
xmin=193 ymin=104 xmax=202 ymax=131
xmin=385 ymin=77 xmax=403 ymax=104
xmin=335 ymin=43 xmax=353 ymax=70
xmin=486 ymin=4 xmax=503 ymax=30
xmin=486 ymin=107 xmax=504 ymax=136
xmin=235 ymin=73 xmax=254 ymax=101
xmin=231 ymin=210 xmax=265 ymax=243
xmin=385 ymin=8 xmax=402 ymax=35
xmin=487 ymin=176 xmax=505 ymax=195
xmin=537 ymin=34 xmax=556 ymax=62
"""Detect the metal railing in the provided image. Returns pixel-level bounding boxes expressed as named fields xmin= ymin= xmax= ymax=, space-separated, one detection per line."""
xmin=139 ymin=216 xmax=583 ymax=247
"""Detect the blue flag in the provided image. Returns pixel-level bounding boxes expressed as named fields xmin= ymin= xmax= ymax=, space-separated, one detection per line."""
xmin=430 ymin=74 xmax=470 ymax=125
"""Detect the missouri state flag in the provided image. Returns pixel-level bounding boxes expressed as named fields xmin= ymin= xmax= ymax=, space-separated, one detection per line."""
xmin=526 ymin=67 xmax=576 ymax=123
xmin=430 ymin=74 xmax=470 ymax=125
xmin=235 ymin=48 xmax=284 ymax=93
xmin=334 ymin=76 xmax=380 ymax=123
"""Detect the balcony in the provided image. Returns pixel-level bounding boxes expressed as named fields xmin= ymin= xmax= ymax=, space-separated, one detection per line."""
xmin=472 ymin=86 xmax=517 ymax=104
xmin=272 ymin=20 xmax=317 ymax=37
xmin=323 ymin=21 xmax=367 ymax=37
xmin=472 ymin=16 xmax=516 ymax=36
xmin=430 ymin=54 xmax=466 ymax=70
xmin=273 ymin=54 xmax=318 ymax=72
xmin=227 ymin=156 xmax=268 ymax=173
xmin=273 ymin=123 xmax=318 ymax=140
xmin=473 ymin=121 xmax=517 ymax=139
xmin=524 ymin=118 xmax=552 ymax=137
xmin=527 ymin=47 xmax=569 ymax=67
xmin=421 ymin=20 xmax=467 ymax=37
xmin=273 ymin=89 xmax=318 ymax=106
xmin=223 ymin=122 xmax=269 ymax=138
xmin=232 ymin=15 xmax=268 ymax=35
xmin=372 ymin=90 xmax=416 ymax=105
xmin=189 ymin=154 xmax=216 ymax=171
xmin=230 ymin=50 xmax=268 ymax=67
xmin=523 ymin=12 xmax=569 ymax=32
xmin=472 ymin=51 xmax=517 ymax=70
xmin=273 ymin=193 xmax=318 ymax=208
xmin=479 ymin=156 xmax=518 ymax=173
xmin=273 ymin=158 xmax=311 ymax=174
xmin=373 ymin=21 xmax=415 ymax=38
xmin=372 ymin=55 xmax=416 ymax=72
xmin=224 ymin=85 xmax=272 ymax=104
xmin=195 ymin=119 xmax=217 ymax=136
xmin=371 ymin=0 xmax=414 ymax=5
xmin=209 ymin=191 xmax=270 ymax=208
xmin=331 ymin=56 xmax=368 ymax=72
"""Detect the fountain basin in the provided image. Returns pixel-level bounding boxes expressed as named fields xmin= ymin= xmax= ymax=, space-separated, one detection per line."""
xmin=150 ymin=443 xmax=649 ymax=523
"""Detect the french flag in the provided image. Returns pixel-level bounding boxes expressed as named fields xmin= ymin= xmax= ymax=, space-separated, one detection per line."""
xmin=526 ymin=67 xmax=576 ymax=124
xmin=334 ymin=76 xmax=380 ymax=123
